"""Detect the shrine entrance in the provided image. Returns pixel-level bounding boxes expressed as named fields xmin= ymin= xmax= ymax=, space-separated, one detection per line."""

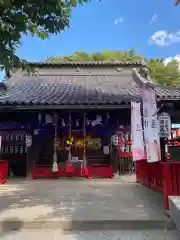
xmin=0 ymin=109 xmax=133 ymax=179
xmin=30 ymin=109 xmax=132 ymax=179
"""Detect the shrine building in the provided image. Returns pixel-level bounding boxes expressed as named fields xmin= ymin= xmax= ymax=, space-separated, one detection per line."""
xmin=0 ymin=61 xmax=179 ymax=178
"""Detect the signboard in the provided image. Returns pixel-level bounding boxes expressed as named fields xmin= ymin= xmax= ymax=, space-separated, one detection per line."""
xmin=131 ymin=102 xmax=145 ymax=161
xmin=158 ymin=112 xmax=171 ymax=138
xmin=142 ymin=87 xmax=161 ymax=163
xmin=26 ymin=134 xmax=32 ymax=147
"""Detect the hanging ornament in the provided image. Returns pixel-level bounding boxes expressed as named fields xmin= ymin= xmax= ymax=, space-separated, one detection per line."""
xmin=61 ymin=118 xmax=66 ymax=127
xmin=45 ymin=114 xmax=53 ymax=124
xmin=76 ymin=119 xmax=80 ymax=127
xmin=91 ymin=115 xmax=103 ymax=127
xmin=38 ymin=113 xmax=42 ymax=124
xmin=34 ymin=129 xmax=40 ymax=135
xmin=87 ymin=119 xmax=91 ymax=125
xmin=52 ymin=161 xmax=58 ymax=173
xmin=106 ymin=112 xmax=110 ymax=125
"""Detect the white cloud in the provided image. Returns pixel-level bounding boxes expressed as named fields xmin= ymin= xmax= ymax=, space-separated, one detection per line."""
xmin=150 ymin=14 xmax=158 ymax=25
xmin=114 ymin=17 xmax=123 ymax=25
xmin=149 ymin=30 xmax=180 ymax=46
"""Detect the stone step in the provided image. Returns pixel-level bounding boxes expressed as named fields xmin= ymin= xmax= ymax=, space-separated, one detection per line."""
xmin=0 ymin=219 xmax=176 ymax=231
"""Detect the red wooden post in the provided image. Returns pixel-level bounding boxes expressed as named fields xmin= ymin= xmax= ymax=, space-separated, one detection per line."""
xmin=163 ymin=163 xmax=172 ymax=209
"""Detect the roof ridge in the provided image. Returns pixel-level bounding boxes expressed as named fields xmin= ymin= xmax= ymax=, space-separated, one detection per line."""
xmin=132 ymin=68 xmax=180 ymax=91
xmin=132 ymin=68 xmax=154 ymax=89
xmin=29 ymin=60 xmax=142 ymax=67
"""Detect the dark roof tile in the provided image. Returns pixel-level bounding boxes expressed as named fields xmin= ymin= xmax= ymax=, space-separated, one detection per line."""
xmin=1 ymin=62 xmax=180 ymax=106
xmin=0 ymin=74 xmax=140 ymax=106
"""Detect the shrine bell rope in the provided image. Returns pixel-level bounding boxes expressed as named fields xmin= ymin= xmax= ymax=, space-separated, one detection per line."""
xmin=83 ymin=112 xmax=87 ymax=166
xmin=68 ymin=112 xmax=72 ymax=161
xmin=68 ymin=112 xmax=72 ymax=138
xmin=52 ymin=114 xmax=58 ymax=172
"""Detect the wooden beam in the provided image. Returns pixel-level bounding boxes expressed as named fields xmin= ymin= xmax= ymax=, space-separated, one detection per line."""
xmin=0 ymin=104 xmax=131 ymax=110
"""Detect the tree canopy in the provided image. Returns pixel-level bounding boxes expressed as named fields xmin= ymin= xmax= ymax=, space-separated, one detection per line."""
xmin=0 ymin=0 xmax=89 ymax=73
xmin=46 ymin=49 xmax=180 ymax=86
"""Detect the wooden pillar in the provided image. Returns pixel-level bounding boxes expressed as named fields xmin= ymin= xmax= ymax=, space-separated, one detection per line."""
xmin=160 ymin=137 xmax=167 ymax=162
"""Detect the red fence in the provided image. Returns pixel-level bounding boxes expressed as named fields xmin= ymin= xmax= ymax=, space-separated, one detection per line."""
xmin=136 ymin=160 xmax=180 ymax=209
xmin=0 ymin=160 xmax=8 ymax=184
xmin=87 ymin=164 xmax=113 ymax=178
xmin=32 ymin=164 xmax=113 ymax=179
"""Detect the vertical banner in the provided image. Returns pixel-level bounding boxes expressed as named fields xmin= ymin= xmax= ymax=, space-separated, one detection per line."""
xmin=131 ymin=101 xmax=145 ymax=161
xmin=142 ymin=87 xmax=161 ymax=162
xmin=158 ymin=112 xmax=171 ymax=138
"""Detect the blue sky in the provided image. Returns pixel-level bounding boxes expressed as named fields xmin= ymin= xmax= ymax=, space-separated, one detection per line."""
xmin=0 ymin=0 xmax=180 ymax=80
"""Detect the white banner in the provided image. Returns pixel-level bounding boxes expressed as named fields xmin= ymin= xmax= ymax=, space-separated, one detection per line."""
xmin=131 ymin=102 xmax=145 ymax=161
xmin=142 ymin=87 xmax=161 ymax=163
xmin=158 ymin=112 xmax=171 ymax=138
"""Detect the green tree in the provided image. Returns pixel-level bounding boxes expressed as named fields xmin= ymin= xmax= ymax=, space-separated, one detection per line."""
xmin=46 ymin=49 xmax=143 ymax=62
xmin=0 ymin=0 xmax=89 ymax=73
xmin=46 ymin=50 xmax=180 ymax=86
xmin=147 ymin=59 xmax=167 ymax=85
xmin=148 ymin=59 xmax=180 ymax=86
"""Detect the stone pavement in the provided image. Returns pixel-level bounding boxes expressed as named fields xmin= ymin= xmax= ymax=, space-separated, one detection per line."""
xmin=0 ymin=175 xmax=174 ymax=231
xmin=0 ymin=230 xmax=179 ymax=240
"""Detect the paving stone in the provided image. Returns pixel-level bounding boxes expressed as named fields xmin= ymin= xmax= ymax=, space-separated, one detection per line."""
xmin=0 ymin=177 xmax=172 ymax=230
xmin=0 ymin=230 xmax=179 ymax=240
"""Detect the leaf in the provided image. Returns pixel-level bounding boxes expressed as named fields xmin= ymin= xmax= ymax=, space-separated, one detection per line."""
xmin=0 ymin=0 xmax=90 ymax=72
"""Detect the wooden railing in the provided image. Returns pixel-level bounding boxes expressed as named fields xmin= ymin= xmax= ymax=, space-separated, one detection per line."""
xmin=136 ymin=160 xmax=180 ymax=209
xmin=0 ymin=160 xmax=8 ymax=184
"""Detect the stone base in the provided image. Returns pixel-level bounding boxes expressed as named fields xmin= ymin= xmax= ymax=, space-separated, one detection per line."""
xmin=169 ymin=196 xmax=180 ymax=238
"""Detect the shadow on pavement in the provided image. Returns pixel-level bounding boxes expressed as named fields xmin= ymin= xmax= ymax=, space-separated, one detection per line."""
xmin=0 ymin=217 xmax=23 ymax=238
xmin=0 ymin=177 xmax=171 ymax=236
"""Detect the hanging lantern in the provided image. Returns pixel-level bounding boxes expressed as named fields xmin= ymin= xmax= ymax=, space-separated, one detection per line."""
xmin=38 ymin=113 xmax=42 ymax=124
xmin=45 ymin=114 xmax=53 ymax=124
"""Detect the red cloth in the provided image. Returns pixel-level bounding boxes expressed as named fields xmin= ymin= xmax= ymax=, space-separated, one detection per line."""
xmin=82 ymin=166 xmax=88 ymax=177
xmin=66 ymin=160 xmax=73 ymax=173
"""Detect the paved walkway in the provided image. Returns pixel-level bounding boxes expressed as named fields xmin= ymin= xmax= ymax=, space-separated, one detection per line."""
xmin=0 ymin=175 xmax=173 ymax=231
xmin=0 ymin=230 xmax=179 ymax=240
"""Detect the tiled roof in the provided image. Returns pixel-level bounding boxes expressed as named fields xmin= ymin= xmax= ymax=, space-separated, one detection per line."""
xmin=0 ymin=61 xmax=180 ymax=106
xmin=0 ymin=74 xmax=140 ymax=105
xmin=156 ymin=86 xmax=180 ymax=100
xmin=30 ymin=60 xmax=143 ymax=67
xmin=132 ymin=68 xmax=180 ymax=101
